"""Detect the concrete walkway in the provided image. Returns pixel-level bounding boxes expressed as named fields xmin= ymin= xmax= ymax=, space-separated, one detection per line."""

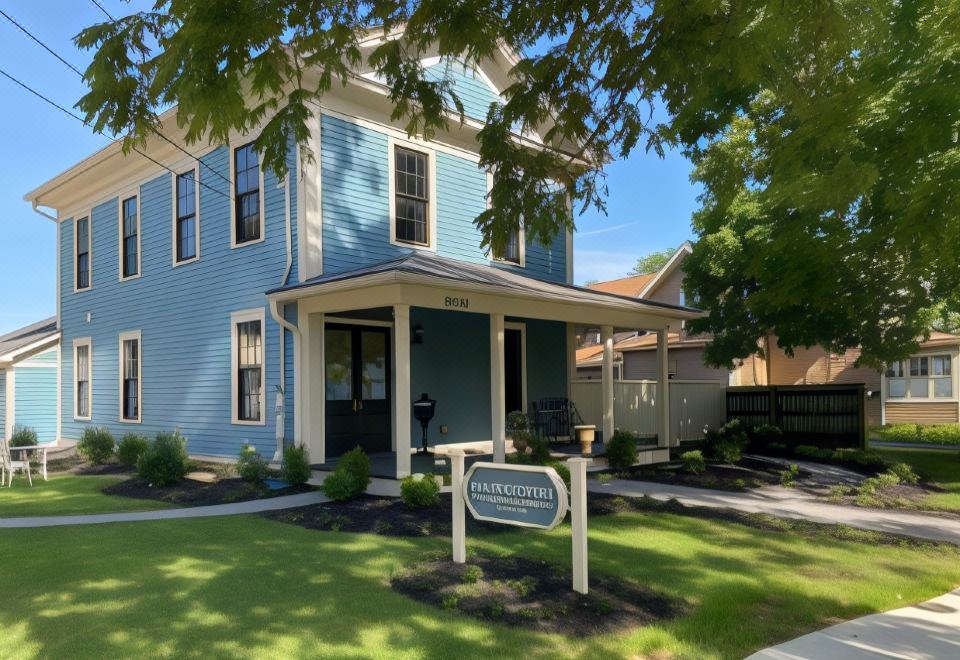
xmin=589 ymin=480 xmax=960 ymax=545
xmin=747 ymin=588 xmax=960 ymax=659
xmin=0 ymin=491 xmax=328 ymax=529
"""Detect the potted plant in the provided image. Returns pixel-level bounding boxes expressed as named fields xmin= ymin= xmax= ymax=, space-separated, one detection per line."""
xmin=506 ymin=410 xmax=530 ymax=453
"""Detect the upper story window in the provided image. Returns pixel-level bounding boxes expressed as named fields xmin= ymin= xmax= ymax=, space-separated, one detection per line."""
xmin=233 ymin=143 xmax=262 ymax=246
xmin=231 ymin=309 xmax=265 ymax=425
xmin=120 ymin=195 xmax=140 ymax=279
xmin=886 ymin=354 xmax=953 ymax=399
xmin=175 ymin=170 xmax=199 ymax=263
xmin=74 ymin=338 xmax=92 ymax=419
xmin=494 ymin=228 xmax=524 ymax=266
xmin=393 ymin=146 xmax=430 ymax=246
xmin=120 ymin=331 xmax=141 ymax=423
xmin=75 ymin=216 xmax=91 ymax=291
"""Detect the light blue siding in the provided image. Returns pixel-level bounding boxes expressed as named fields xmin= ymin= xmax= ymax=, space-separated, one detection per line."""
xmin=424 ymin=59 xmax=501 ymax=121
xmin=27 ymin=348 xmax=58 ymax=364
xmin=59 ymin=144 xmax=298 ymax=458
xmin=14 ymin=363 xmax=58 ymax=443
xmin=0 ymin=369 xmax=6 ymax=435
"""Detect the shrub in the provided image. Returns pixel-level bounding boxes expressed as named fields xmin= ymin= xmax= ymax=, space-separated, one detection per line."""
xmin=546 ymin=460 xmax=571 ymax=490
xmin=680 ymin=450 xmax=706 ymax=475
xmin=766 ymin=441 xmax=787 ymax=454
xmin=237 ymin=444 xmax=269 ymax=483
xmin=138 ymin=431 xmax=188 ymax=486
xmin=526 ymin=433 xmax=552 ymax=464
xmin=605 ymin=430 xmax=638 ymax=470
xmin=832 ymin=448 xmax=886 ymax=470
xmin=794 ymin=444 xmax=834 ymax=460
xmin=511 ymin=429 xmax=535 ymax=454
xmin=705 ymin=420 xmax=748 ymax=463
xmin=9 ymin=425 xmax=38 ymax=447
xmin=281 ymin=445 xmax=312 ymax=486
xmin=874 ymin=423 xmax=922 ymax=443
xmin=321 ymin=446 xmax=370 ymax=501
xmin=117 ymin=433 xmax=149 ymax=467
xmin=400 ymin=473 xmax=441 ymax=508
xmin=887 ymin=462 xmax=920 ymax=485
xmin=78 ymin=426 xmax=115 ymax=464
xmin=749 ymin=423 xmax=783 ymax=449
xmin=780 ymin=463 xmax=800 ymax=487
xmin=919 ymin=424 xmax=960 ymax=446
xmin=505 ymin=410 xmax=529 ymax=433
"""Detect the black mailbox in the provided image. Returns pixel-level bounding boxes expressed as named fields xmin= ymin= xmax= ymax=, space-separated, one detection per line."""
xmin=413 ymin=393 xmax=437 ymax=454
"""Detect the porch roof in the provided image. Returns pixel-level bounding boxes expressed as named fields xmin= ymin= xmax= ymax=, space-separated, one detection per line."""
xmin=266 ymin=252 xmax=702 ymax=328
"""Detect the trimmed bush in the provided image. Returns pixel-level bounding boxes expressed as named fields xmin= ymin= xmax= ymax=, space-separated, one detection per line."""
xmin=505 ymin=410 xmax=530 ymax=433
xmin=321 ymin=446 xmax=370 ymax=501
xmin=400 ymin=473 xmax=441 ymax=508
xmin=546 ymin=460 xmax=571 ymax=490
xmin=680 ymin=450 xmax=706 ymax=475
xmin=832 ymin=448 xmax=886 ymax=471
xmin=605 ymin=430 xmax=638 ymax=470
xmin=794 ymin=444 xmax=834 ymax=460
xmin=237 ymin=444 xmax=269 ymax=483
xmin=281 ymin=445 xmax=312 ymax=486
xmin=78 ymin=426 xmax=115 ymax=465
xmin=138 ymin=431 xmax=188 ymax=486
xmin=526 ymin=433 xmax=552 ymax=464
xmin=117 ymin=433 xmax=149 ymax=467
xmin=874 ymin=423 xmax=922 ymax=443
xmin=874 ymin=423 xmax=960 ymax=445
xmin=749 ymin=423 xmax=783 ymax=449
xmin=9 ymin=425 xmax=38 ymax=447
xmin=705 ymin=420 xmax=748 ymax=463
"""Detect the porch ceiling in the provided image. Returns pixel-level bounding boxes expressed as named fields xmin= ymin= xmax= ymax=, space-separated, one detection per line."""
xmin=266 ymin=252 xmax=701 ymax=329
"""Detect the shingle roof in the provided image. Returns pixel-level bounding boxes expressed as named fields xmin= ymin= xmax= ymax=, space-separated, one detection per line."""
xmin=586 ymin=273 xmax=656 ymax=298
xmin=0 ymin=316 xmax=58 ymax=361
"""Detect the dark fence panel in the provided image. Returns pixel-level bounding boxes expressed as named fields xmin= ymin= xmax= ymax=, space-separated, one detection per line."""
xmin=726 ymin=384 xmax=866 ymax=449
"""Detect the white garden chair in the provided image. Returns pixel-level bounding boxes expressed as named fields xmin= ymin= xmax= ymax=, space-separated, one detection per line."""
xmin=0 ymin=437 xmax=33 ymax=487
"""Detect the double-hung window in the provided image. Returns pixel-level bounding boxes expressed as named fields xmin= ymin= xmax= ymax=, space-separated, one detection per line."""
xmin=232 ymin=310 xmax=264 ymax=424
xmin=494 ymin=229 xmax=523 ymax=265
xmin=393 ymin=146 xmax=430 ymax=246
xmin=233 ymin=143 xmax=261 ymax=245
xmin=74 ymin=339 xmax=92 ymax=419
xmin=75 ymin=216 xmax=91 ymax=290
xmin=120 ymin=195 xmax=139 ymax=279
xmin=175 ymin=170 xmax=198 ymax=263
xmin=886 ymin=354 xmax=953 ymax=399
xmin=120 ymin=332 xmax=141 ymax=422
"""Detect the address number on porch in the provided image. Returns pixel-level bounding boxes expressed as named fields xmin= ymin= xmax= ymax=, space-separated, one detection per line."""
xmin=444 ymin=295 xmax=469 ymax=309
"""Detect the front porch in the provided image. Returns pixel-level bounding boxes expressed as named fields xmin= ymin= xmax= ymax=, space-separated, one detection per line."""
xmin=268 ymin=252 xmax=698 ymax=479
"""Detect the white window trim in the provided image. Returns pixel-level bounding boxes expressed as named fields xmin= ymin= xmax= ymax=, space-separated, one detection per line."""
xmin=118 ymin=330 xmax=142 ymax=423
xmin=388 ymin=135 xmax=438 ymax=251
xmin=485 ymin=170 xmax=526 ymax=267
xmin=231 ymin=308 xmax=267 ymax=426
xmin=117 ymin=190 xmax=142 ymax=282
xmin=73 ymin=212 xmax=93 ymax=293
xmin=505 ymin=321 xmax=528 ymax=414
xmin=884 ymin=350 xmax=959 ymax=402
xmin=229 ymin=141 xmax=266 ymax=249
xmin=73 ymin=337 xmax=92 ymax=421
xmin=171 ymin=166 xmax=201 ymax=267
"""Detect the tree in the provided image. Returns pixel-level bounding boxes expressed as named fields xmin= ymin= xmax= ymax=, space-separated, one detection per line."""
xmin=631 ymin=248 xmax=674 ymax=275
xmin=75 ymin=2 xmax=960 ymax=364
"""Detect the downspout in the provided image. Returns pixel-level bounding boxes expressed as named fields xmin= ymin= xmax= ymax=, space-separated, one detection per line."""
xmin=33 ymin=200 xmax=62 ymax=444
xmin=271 ymin=170 xmax=296 ymax=462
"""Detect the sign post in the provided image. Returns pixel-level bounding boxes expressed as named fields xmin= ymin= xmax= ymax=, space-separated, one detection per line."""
xmin=568 ymin=458 xmax=588 ymax=594
xmin=450 ymin=450 xmax=466 ymax=564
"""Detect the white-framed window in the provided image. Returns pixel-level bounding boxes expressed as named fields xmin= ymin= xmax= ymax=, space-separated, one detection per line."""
xmin=486 ymin=170 xmax=525 ymax=267
xmin=118 ymin=192 xmax=141 ymax=280
xmin=73 ymin=337 xmax=92 ymax=420
xmin=388 ymin=136 xmax=437 ymax=250
xmin=119 ymin=331 xmax=141 ymax=423
xmin=172 ymin=167 xmax=200 ymax=265
xmin=886 ymin=354 xmax=954 ymax=399
xmin=230 ymin=142 xmax=265 ymax=248
xmin=74 ymin=214 xmax=92 ymax=291
xmin=231 ymin=308 xmax=266 ymax=425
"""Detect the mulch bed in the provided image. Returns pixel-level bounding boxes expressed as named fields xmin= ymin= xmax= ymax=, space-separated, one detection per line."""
xmin=103 ymin=477 xmax=312 ymax=507
xmin=621 ymin=461 xmax=782 ymax=491
xmin=391 ymin=553 xmax=685 ymax=635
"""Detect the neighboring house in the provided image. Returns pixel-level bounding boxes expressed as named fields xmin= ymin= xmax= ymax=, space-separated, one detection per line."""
xmin=0 ymin=317 xmax=60 ymax=443
xmin=24 ymin=31 xmax=696 ymax=476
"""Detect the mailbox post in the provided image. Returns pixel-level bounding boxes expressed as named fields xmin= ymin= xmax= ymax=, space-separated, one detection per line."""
xmin=412 ymin=393 xmax=436 ymax=454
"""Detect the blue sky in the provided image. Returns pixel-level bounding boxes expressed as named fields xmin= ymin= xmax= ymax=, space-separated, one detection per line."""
xmin=0 ymin=1 xmax=698 ymax=336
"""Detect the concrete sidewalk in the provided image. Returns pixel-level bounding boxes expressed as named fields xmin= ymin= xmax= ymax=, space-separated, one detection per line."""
xmin=589 ymin=480 xmax=960 ymax=545
xmin=0 ymin=491 xmax=328 ymax=529
xmin=747 ymin=588 xmax=960 ymax=659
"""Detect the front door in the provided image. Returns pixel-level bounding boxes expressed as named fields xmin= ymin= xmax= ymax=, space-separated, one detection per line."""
xmin=324 ymin=324 xmax=391 ymax=457
xmin=505 ymin=327 xmax=524 ymax=414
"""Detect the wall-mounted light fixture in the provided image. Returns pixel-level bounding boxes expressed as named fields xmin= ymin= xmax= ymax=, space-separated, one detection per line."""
xmin=412 ymin=325 xmax=425 ymax=345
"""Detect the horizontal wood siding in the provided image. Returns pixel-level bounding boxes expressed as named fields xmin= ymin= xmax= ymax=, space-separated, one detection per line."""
xmin=424 ymin=60 xmax=501 ymax=121
xmin=59 ymin=143 xmax=298 ymax=458
xmin=623 ymin=346 xmax=727 ymax=381
xmin=885 ymin=401 xmax=959 ymax=424
xmin=14 ymin=362 xmax=58 ymax=443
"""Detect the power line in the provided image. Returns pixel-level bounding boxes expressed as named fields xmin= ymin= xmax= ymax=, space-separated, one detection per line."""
xmin=0 ymin=9 xmax=84 ymax=77
xmin=0 ymin=67 xmax=232 ymax=201
xmin=90 ymin=0 xmax=115 ymax=22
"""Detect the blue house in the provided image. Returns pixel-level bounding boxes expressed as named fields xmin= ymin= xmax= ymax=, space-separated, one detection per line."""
xmin=0 ymin=317 xmax=60 ymax=445
xmin=24 ymin=34 xmax=695 ymax=477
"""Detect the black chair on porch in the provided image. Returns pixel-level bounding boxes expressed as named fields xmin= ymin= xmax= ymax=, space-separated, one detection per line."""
xmin=530 ymin=398 xmax=589 ymax=443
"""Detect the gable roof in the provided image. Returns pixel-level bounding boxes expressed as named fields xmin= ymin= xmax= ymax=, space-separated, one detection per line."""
xmin=0 ymin=317 xmax=59 ymax=364
xmin=587 ymin=273 xmax=656 ymax=298
xmin=636 ymin=242 xmax=693 ymax=299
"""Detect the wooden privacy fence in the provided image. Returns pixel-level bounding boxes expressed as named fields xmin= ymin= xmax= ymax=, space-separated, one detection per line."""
xmin=569 ymin=380 xmax=727 ymax=442
xmin=726 ymin=384 xmax=866 ymax=449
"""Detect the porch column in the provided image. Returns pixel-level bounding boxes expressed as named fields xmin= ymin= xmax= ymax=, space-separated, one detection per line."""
xmin=565 ymin=323 xmax=577 ymax=401
xmin=490 ymin=313 xmax=506 ymax=463
xmin=656 ymin=328 xmax=671 ymax=448
xmin=394 ymin=304 xmax=412 ymax=478
xmin=601 ymin=325 xmax=614 ymax=442
xmin=305 ymin=312 xmax=326 ymax=465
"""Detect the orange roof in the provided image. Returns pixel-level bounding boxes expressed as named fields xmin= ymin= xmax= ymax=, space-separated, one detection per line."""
xmin=587 ymin=272 xmax=655 ymax=298
xmin=615 ymin=332 xmax=710 ymax=352
xmin=576 ymin=345 xmax=604 ymax=363
xmin=920 ymin=331 xmax=960 ymax=348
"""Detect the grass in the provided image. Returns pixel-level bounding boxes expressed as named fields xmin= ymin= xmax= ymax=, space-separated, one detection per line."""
xmin=1 ymin=507 xmax=959 ymax=658
xmin=875 ymin=447 xmax=960 ymax=513
xmin=0 ymin=476 xmax=171 ymax=518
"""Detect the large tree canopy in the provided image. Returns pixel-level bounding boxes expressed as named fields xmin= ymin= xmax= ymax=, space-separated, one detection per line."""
xmin=631 ymin=247 xmax=675 ymax=276
xmin=75 ymin=1 xmax=960 ymax=365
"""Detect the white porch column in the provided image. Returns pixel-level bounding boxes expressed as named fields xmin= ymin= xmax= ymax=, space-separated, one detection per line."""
xmin=566 ymin=323 xmax=577 ymax=401
xmin=601 ymin=325 xmax=614 ymax=442
xmin=305 ymin=312 xmax=326 ymax=465
xmin=394 ymin=304 xmax=412 ymax=478
xmin=656 ymin=328 xmax=671 ymax=448
xmin=490 ymin=313 xmax=506 ymax=463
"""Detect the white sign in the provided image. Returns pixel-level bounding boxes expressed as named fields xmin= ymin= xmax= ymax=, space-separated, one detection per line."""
xmin=462 ymin=463 xmax=568 ymax=530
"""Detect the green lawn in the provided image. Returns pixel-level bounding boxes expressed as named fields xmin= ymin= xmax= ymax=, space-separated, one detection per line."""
xmin=2 ymin=507 xmax=959 ymax=659
xmin=0 ymin=476 xmax=171 ymax=518
xmin=876 ymin=447 xmax=960 ymax=513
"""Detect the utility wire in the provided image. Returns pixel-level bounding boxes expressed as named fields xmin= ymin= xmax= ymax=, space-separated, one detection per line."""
xmin=90 ymin=0 xmax=115 ymax=22
xmin=0 ymin=67 xmax=232 ymax=201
